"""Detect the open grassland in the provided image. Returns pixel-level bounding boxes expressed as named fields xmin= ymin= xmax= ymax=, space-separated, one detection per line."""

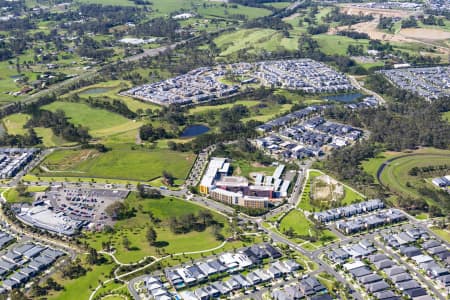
xmin=431 ymin=227 xmax=450 ymax=243
xmin=2 ymin=113 xmax=30 ymax=135
xmin=361 ymin=151 xmax=400 ymax=180
xmin=214 ymin=28 xmax=298 ymax=57
xmin=265 ymin=2 xmax=292 ymax=9
xmin=443 ymin=111 xmax=450 ymax=123
xmin=34 ymin=127 xmax=72 ymax=147
xmin=188 ymin=100 xmax=259 ymax=114
xmin=76 ymin=0 xmax=136 ymax=5
xmin=81 ymin=194 xmax=230 ymax=264
xmin=4 ymin=186 xmax=48 ymax=204
xmin=363 ymin=148 xmax=450 ymax=208
xmin=42 ymin=101 xmax=142 ymax=138
xmin=66 ymin=80 xmax=161 ymax=113
xmin=0 ymin=60 xmax=35 ymax=105
xmin=197 ymin=3 xmax=271 ymax=20
xmin=2 ymin=113 xmax=71 ymax=147
xmin=379 ymin=151 xmax=450 ymax=200
xmin=35 ymin=146 xmax=195 ymax=182
xmin=278 ymin=209 xmax=337 ymax=249
xmin=232 ymin=160 xmax=276 ymax=180
xmin=314 ymin=34 xmax=370 ymax=56
xmin=47 ymin=255 xmax=116 ymax=300
xmin=242 ymin=103 xmax=292 ymax=123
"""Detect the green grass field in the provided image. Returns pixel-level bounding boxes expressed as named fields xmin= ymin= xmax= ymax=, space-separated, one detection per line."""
xmin=48 ymin=255 xmax=116 ymax=300
xmin=214 ymin=28 xmax=298 ymax=57
xmin=314 ymin=34 xmax=370 ymax=56
xmin=431 ymin=227 xmax=450 ymax=243
xmin=278 ymin=209 xmax=337 ymax=248
xmin=2 ymin=113 xmax=30 ymax=135
xmin=363 ymin=148 xmax=450 ymax=208
xmin=4 ymin=186 xmax=48 ymax=203
xmin=35 ymin=146 xmax=195 ymax=182
xmin=232 ymin=160 xmax=276 ymax=180
xmin=443 ymin=111 xmax=450 ymax=123
xmin=66 ymin=80 xmax=161 ymax=113
xmin=197 ymin=3 xmax=271 ymax=20
xmin=42 ymin=101 xmax=142 ymax=138
xmin=81 ymin=194 xmax=230 ymax=264
xmin=380 ymin=152 xmax=450 ymax=200
xmin=2 ymin=113 xmax=72 ymax=147
xmin=188 ymin=100 xmax=259 ymax=114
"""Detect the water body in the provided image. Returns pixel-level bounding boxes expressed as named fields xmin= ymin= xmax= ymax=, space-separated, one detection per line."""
xmin=323 ymin=93 xmax=363 ymax=103
xmin=180 ymin=125 xmax=210 ymax=138
xmin=79 ymin=87 xmax=114 ymax=96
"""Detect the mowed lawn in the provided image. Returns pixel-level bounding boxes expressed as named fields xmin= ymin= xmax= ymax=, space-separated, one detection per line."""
xmin=4 ymin=186 xmax=48 ymax=203
xmin=41 ymin=102 xmax=141 ymax=138
xmin=82 ymin=195 xmax=230 ymax=264
xmin=279 ymin=209 xmax=337 ymax=248
xmin=37 ymin=147 xmax=196 ymax=181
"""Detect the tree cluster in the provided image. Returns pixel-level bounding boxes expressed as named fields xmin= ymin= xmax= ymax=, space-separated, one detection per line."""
xmin=169 ymin=210 xmax=219 ymax=234
xmin=337 ymin=30 xmax=369 ymax=40
xmin=323 ymin=7 xmax=373 ymax=26
xmin=139 ymin=124 xmax=172 ymax=142
xmin=105 ymin=202 xmax=136 ymax=220
xmin=137 ymin=184 xmax=163 ymax=199
xmin=25 ymin=109 xmax=91 ymax=143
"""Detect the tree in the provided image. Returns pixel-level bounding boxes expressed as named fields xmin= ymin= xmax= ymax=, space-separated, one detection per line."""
xmin=105 ymin=202 xmax=133 ymax=220
xmin=146 ymin=227 xmax=157 ymax=246
xmin=122 ymin=236 xmax=131 ymax=250
xmin=87 ymin=247 xmax=99 ymax=265
xmin=162 ymin=171 xmax=174 ymax=186
xmin=16 ymin=182 xmax=28 ymax=197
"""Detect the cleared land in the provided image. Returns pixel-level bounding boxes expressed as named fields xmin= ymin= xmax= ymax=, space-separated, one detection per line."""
xmin=34 ymin=147 xmax=195 ymax=182
xmin=298 ymin=170 xmax=364 ymax=211
xmin=81 ymin=194 xmax=230 ymax=264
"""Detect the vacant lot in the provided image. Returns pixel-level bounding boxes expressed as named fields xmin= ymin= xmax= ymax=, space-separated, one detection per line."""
xmin=400 ymin=28 xmax=450 ymax=41
xmin=35 ymin=147 xmax=195 ymax=182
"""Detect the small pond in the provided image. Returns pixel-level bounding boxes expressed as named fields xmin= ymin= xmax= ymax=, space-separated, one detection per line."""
xmin=79 ymin=87 xmax=115 ymax=96
xmin=180 ymin=125 xmax=210 ymax=138
xmin=323 ymin=93 xmax=363 ymax=103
